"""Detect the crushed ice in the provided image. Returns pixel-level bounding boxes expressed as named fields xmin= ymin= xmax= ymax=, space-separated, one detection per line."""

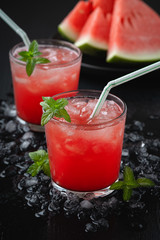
xmin=0 ymin=100 xmax=160 ymax=232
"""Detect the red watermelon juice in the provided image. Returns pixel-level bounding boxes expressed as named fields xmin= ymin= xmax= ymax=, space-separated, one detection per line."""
xmin=45 ymin=90 xmax=127 ymax=195
xmin=9 ymin=40 xmax=82 ymax=131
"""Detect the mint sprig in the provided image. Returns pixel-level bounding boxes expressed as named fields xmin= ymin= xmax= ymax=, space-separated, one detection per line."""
xmin=18 ymin=40 xmax=50 ymax=76
xmin=110 ymin=166 xmax=155 ymax=201
xmin=27 ymin=150 xmax=50 ymax=177
xmin=40 ymin=97 xmax=71 ymax=126
xmin=27 ymin=152 xmax=155 ymax=201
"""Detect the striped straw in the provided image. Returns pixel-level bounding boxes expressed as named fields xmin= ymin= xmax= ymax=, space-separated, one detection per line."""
xmin=90 ymin=60 xmax=160 ymax=119
xmin=0 ymin=9 xmax=30 ymax=48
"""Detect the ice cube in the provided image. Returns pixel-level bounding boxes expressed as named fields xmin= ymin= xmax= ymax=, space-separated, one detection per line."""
xmin=71 ymin=73 xmax=77 ymax=81
xmin=3 ymin=154 xmax=19 ymax=165
xmin=6 ymin=141 xmax=16 ymax=153
xmin=148 ymin=154 xmax=160 ymax=162
xmin=14 ymin=76 xmax=27 ymax=83
xmin=85 ymin=223 xmax=98 ymax=232
xmin=106 ymin=196 xmax=118 ymax=209
xmin=24 ymin=177 xmax=39 ymax=188
xmin=25 ymin=193 xmax=39 ymax=206
xmin=21 ymin=132 xmax=34 ymax=140
xmin=128 ymin=132 xmax=143 ymax=142
xmin=80 ymin=200 xmax=93 ymax=209
xmin=133 ymin=120 xmax=145 ymax=131
xmin=129 ymin=201 xmax=146 ymax=211
xmin=35 ymin=209 xmax=47 ymax=218
xmin=63 ymin=196 xmax=80 ymax=215
xmin=0 ymin=170 xmax=6 ymax=178
xmin=65 ymin=139 xmax=86 ymax=155
xmin=152 ymin=139 xmax=160 ymax=148
xmin=2 ymin=102 xmax=16 ymax=117
xmin=43 ymin=74 xmax=60 ymax=84
xmin=18 ymin=123 xmax=30 ymax=133
xmin=149 ymin=114 xmax=160 ymax=120
xmin=122 ymin=149 xmax=129 ymax=157
xmin=66 ymin=104 xmax=80 ymax=117
xmin=5 ymin=120 xmax=16 ymax=133
xmin=93 ymin=218 xmax=109 ymax=229
xmin=20 ymin=140 xmax=31 ymax=151
xmin=48 ymin=200 xmax=61 ymax=214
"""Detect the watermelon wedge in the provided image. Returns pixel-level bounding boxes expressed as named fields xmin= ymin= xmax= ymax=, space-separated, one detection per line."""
xmin=75 ymin=7 xmax=112 ymax=56
xmin=107 ymin=0 xmax=160 ymax=63
xmin=91 ymin=0 xmax=115 ymax=14
xmin=58 ymin=1 xmax=92 ymax=42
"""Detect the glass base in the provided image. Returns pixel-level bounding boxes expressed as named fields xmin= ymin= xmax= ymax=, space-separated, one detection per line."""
xmin=52 ymin=180 xmax=114 ymax=200
xmin=17 ymin=116 xmax=44 ymax=132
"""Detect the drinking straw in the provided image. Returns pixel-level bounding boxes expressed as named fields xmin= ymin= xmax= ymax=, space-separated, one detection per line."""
xmin=0 ymin=9 xmax=30 ymax=48
xmin=90 ymin=60 xmax=160 ymax=119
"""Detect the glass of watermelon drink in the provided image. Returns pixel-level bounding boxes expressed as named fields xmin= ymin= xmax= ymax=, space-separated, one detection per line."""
xmin=9 ymin=39 xmax=82 ymax=132
xmin=44 ymin=90 xmax=127 ymax=199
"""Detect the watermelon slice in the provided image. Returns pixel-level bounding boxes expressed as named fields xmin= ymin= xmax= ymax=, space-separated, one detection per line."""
xmin=75 ymin=7 xmax=112 ymax=56
xmin=91 ymin=0 xmax=115 ymax=14
xmin=58 ymin=1 xmax=93 ymax=42
xmin=107 ymin=0 xmax=160 ymax=63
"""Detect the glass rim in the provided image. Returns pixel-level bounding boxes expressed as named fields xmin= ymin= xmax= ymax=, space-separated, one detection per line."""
xmin=49 ymin=89 xmax=127 ymax=128
xmin=9 ymin=39 xmax=82 ymax=68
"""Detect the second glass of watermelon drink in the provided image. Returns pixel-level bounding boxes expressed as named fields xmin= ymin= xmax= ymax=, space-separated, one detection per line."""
xmin=9 ymin=39 xmax=82 ymax=131
xmin=44 ymin=90 xmax=127 ymax=198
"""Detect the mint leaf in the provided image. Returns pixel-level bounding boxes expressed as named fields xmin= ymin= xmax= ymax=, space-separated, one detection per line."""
xmin=123 ymin=186 xmax=133 ymax=201
xmin=35 ymin=57 xmax=50 ymax=64
xmin=29 ymin=150 xmax=48 ymax=162
xmin=123 ymin=166 xmax=140 ymax=189
xmin=110 ymin=181 xmax=124 ymax=190
xmin=27 ymin=150 xmax=50 ymax=177
xmin=29 ymin=40 xmax=39 ymax=53
xmin=19 ymin=51 xmax=30 ymax=58
xmin=41 ymin=110 xmax=54 ymax=126
xmin=59 ymin=108 xmax=71 ymax=122
xmin=56 ymin=98 xmax=69 ymax=108
xmin=18 ymin=40 xmax=51 ymax=76
xmin=42 ymin=97 xmax=56 ymax=110
xmin=26 ymin=58 xmax=36 ymax=76
xmin=40 ymin=97 xmax=71 ymax=126
xmin=137 ymin=178 xmax=155 ymax=187
xmin=43 ymin=161 xmax=51 ymax=177
xmin=27 ymin=163 xmax=42 ymax=177
xmin=124 ymin=166 xmax=135 ymax=183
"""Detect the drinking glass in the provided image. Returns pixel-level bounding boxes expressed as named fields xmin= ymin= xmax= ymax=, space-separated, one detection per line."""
xmin=44 ymin=90 xmax=127 ymax=199
xmin=9 ymin=39 xmax=82 ymax=131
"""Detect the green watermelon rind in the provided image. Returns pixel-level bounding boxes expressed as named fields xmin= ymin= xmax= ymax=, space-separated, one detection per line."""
xmin=58 ymin=24 xmax=76 ymax=43
xmin=107 ymin=55 xmax=160 ymax=64
xmin=76 ymin=42 xmax=107 ymax=57
xmin=75 ymin=36 xmax=108 ymax=57
xmin=107 ymin=50 xmax=160 ymax=64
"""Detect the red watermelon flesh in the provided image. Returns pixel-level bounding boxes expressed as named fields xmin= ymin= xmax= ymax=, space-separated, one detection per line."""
xmin=91 ymin=0 xmax=115 ymax=14
xmin=75 ymin=7 xmax=112 ymax=55
xmin=58 ymin=1 xmax=93 ymax=42
xmin=107 ymin=0 xmax=160 ymax=62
